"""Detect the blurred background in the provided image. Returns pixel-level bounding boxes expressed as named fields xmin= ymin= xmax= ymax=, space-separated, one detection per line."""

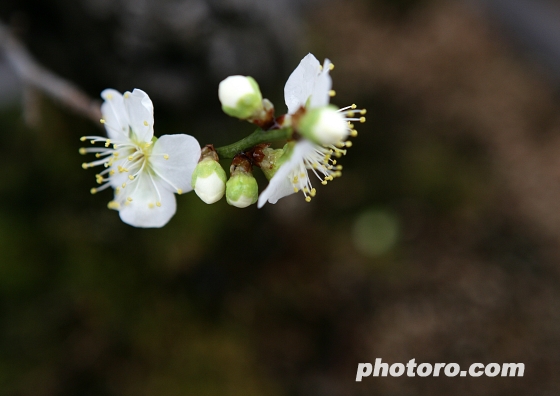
xmin=1 ymin=0 xmax=560 ymax=394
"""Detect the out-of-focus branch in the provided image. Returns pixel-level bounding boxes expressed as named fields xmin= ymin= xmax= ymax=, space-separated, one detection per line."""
xmin=0 ymin=21 xmax=101 ymax=123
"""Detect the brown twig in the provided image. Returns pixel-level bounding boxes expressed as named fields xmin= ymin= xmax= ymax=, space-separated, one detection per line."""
xmin=0 ymin=21 xmax=102 ymax=123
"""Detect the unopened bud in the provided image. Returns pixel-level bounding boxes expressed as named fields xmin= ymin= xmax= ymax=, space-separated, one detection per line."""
xmin=218 ymin=75 xmax=263 ymax=120
xmin=297 ymin=105 xmax=348 ymax=146
xmin=226 ymin=156 xmax=258 ymax=208
xmin=191 ymin=147 xmax=227 ymax=204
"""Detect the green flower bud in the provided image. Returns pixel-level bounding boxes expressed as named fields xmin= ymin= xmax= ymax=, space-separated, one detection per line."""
xmin=226 ymin=173 xmax=258 ymax=208
xmin=297 ymin=105 xmax=348 ymax=146
xmin=218 ymin=75 xmax=263 ymax=120
xmin=191 ymin=148 xmax=227 ymax=204
xmin=226 ymin=157 xmax=258 ymax=208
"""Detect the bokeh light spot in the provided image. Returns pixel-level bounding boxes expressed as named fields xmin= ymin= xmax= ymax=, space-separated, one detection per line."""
xmin=352 ymin=208 xmax=400 ymax=257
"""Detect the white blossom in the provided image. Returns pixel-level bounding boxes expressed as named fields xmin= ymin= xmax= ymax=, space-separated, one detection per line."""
xmin=80 ymin=88 xmax=201 ymax=228
xmin=258 ymin=54 xmax=364 ymax=207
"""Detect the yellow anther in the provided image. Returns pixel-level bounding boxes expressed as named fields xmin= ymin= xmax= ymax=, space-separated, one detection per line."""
xmin=300 ymin=173 xmax=305 ymax=178
xmin=348 ymin=111 xmax=355 ymax=117
xmin=100 ymin=119 xmax=106 ymax=124
xmin=90 ymin=188 xmax=97 ymax=194
xmin=82 ymin=163 xmax=88 ymax=169
xmin=79 ymin=148 xmax=87 ymax=155
xmin=156 ymin=202 xmax=161 ymax=207
xmin=113 ymin=151 xmax=119 ymax=156
xmin=124 ymin=92 xmax=130 ymax=98
xmin=122 ymin=183 xmax=126 ymax=188
xmin=359 ymin=117 xmax=366 ymax=123
xmin=351 ymin=104 xmax=357 ymax=109
xmin=116 ymin=187 xmax=121 ymax=194
xmin=109 ymin=170 xmax=115 ymax=176
xmin=293 ymin=187 xmax=299 ymax=193
xmin=336 ymin=165 xmax=343 ymax=170
xmin=128 ymin=156 xmax=134 ymax=161
xmin=329 ymin=63 xmax=335 ymax=70
xmin=177 ymin=189 xmax=183 ymax=195
xmin=310 ymin=188 xmax=317 ymax=197
xmin=143 ymin=120 xmax=149 ymax=126
xmin=329 ymin=90 xmax=336 ymax=97
xmin=351 ymin=130 xmax=358 ymax=137
xmin=118 ymin=166 xmax=124 ymax=173
xmin=319 ymin=65 xmax=323 ymax=70
xmin=332 ymin=160 xmax=337 ymax=165
xmin=95 ymin=153 xmax=101 ymax=158
xmin=144 ymin=142 xmax=151 ymax=149
xmin=80 ymin=136 xmax=87 ymax=141
xmin=113 ymin=144 xmax=118 ymax=149
xmin=305 ymin=196 xmax=312 ymax=202
xmin=360 ymin=109 xmax=367 ymax=115
xmin=293 ymin=176 xmax=299 ymax=183
xmin=303 ymin=187 xmax=309 ymax=193
xmin=322 ymin=180 xmax=328 ymax=185
xmin=163 ymin=154 xmax=169 ymax=160
xmin=128 ymin=175 xmax=134 ymax=180
xmin=148 ymin=203 xmax=155 ymax=208
xmin=90 ymin=140 xmax=95 ymax=145
xmin=106 ymin=94 xmax=113 ymax=100
xmin=105 ymin=139 xmax=111 ymax=147
xmin=107 ymin=201 xmax=120 ymax=210
xmin=345 ymin=141 xmax=353 ymax=148
xmin=127 ymin=197 xmax=133 ymax=202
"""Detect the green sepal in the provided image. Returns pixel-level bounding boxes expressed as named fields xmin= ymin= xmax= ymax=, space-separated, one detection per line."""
xmin=226 ymin=173 xmax=258 ymax=206
xmin=191 ymin=158 xmax=227 ymax=189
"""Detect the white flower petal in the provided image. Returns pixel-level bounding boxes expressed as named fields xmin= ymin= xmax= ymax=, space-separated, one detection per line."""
xmin=195 ymin=172 xmax=225 ymax=204
xmin=100 ymin=89 xmax=129 ymax=140
xmin=124 ymin=88 xmax=154 ymax=143
xmin=150 ymin=134 xmax=201 ymax=194
xmin=309 ymin=59 xmax=332 ymax=109
xmin=117 ymin=172 xmax=177 ymax=228
xmin=258 ymin=142 xmax=309 ymax=208
xmin=284 ymin=53 xmax=321 ymax=114
xmin=257 ymin=176 xmax=293 ymax=208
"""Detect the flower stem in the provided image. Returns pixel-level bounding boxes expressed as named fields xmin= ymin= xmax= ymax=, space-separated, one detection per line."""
xmin=215 ymin=127 xmax=292 ymax=158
